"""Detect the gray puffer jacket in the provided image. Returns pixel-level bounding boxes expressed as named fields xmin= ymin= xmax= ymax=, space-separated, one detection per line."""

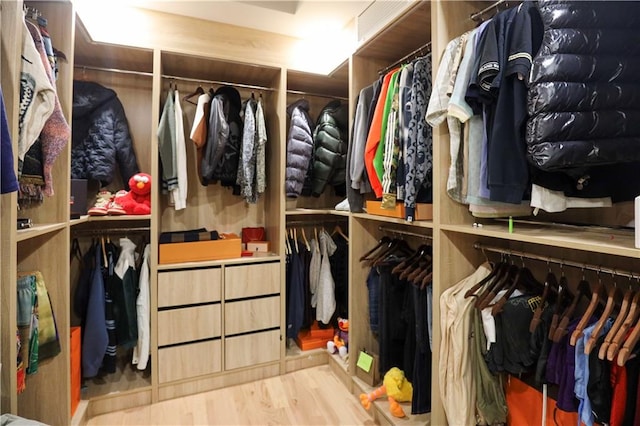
xmin=285 ymin=99 xmax=314 ymax=198
xmin=72 ymin=81 xmax=139 ymax=189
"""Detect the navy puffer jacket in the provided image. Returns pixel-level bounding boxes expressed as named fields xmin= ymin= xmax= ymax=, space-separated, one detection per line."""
xmin=311 ymin=100 xmax=349 ymax=197
xmin=285 ymin=99 xmax=314 ymax=198
xmin=527 ymin=1 xmax=640 ymax=176
xmin=72 ymin=81 xmax=139 ymax=188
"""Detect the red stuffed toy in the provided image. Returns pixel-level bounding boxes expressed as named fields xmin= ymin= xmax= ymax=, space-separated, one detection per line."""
xmin=113 ymin=173 xmax=151 ymax=215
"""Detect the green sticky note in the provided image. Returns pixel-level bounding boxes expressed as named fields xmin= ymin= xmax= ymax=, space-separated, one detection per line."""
xmin=357 ymin=351 xmax=373 ymax=373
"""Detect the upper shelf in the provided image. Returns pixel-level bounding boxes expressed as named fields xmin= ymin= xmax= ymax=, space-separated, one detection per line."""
xmin=287 ymin=62 xmax=349 ymax=99
xmin=160 ymin=51 xmax=281 ymax=89
xmin=75 ymin=18 xmax=154 ymax=73
xmin=355 ymin=1 xmax=431 ymax=64
xmin=441 ymin=222 xmax=640 ymax=259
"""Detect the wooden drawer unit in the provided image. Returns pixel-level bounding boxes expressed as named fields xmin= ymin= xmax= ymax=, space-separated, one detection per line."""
xmin=225 ymin=329 xmax=280 ymax=370
xmin=158 ymin=339 xmax=221 ymax=383
xmin=224 ymin=262 xmax=280 ymax=300
xmin=158 ymin=304 xmax=221 ymax=346
xmin=158 ymin=267 xmax=221 ymax=308
xmin=225 ymin=296 xmax=280 ymax=336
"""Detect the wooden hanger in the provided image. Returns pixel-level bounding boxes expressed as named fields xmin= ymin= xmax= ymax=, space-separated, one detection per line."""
xmin=464 ymin=258 xmax=507 ymax=299
xmin=548 ymin=271 xmax=571 ymax=339
xmin=476 ymin=263 xmax=517 ymax=310
xmin=183 ymin=85 xmax=205 ymax=106
xmin=606 ymin=289 xmax=640 ymax=361
xmin=392 ymin=244 xmax=429 ymax=275
xmin=300 ymin=227 xmax=311 ymax=251
xmin=570 ymin=272 xmax=604 ymax=346
xmin=331 ymin=224 xmax=349 ymax=243
xmin=372 ymin=239 xmax=413 ymax=267
xmin=399 ymin=252 xmax=431 ymax=281
xmin=585 ymin=276 xmax=620 ymax=354
xmin=421 ymin=269 xmax=434 ymax=289
xmin=598 ymin=285 xmax=634 ymax=359
xmin=530 ymin=268 xmax=558 ymax=333
xmin=617 ymin=293 xmax=640 ymax=365
xmin=292 ymin=228 xmax=299 ymax=254
xmin=491 ymin=265 xmax=541 ymax=316
xmin=359 ymin=236 xmax=392 ymax=262
xmin=552 ymin=277 xmax=591 ymax=342
xmin=284 ymin=228 xmax=291 ymax=255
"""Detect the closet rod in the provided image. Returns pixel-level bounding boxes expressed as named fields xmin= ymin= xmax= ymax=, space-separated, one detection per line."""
xmin=378 ymin=41 xmax=431 ymax=75
xmin=161 ymin=74 xmax=276 ymax=92
xmin=473 ymin=243 xmax=638 ymax=280
xmin=72 ymin=226 xmax=150 ymax=235
xmin=378 ymin=226 xmax=432 ymax=241
xmin=469 ymin=0 xmax=513 ymax=22
xmin=286 ymin=219 xmax=347 ymax=227
xmin=287 ymin=89 xmax=348 ymax=102
xmin=74 ymin=64 xmax=154 ymax=77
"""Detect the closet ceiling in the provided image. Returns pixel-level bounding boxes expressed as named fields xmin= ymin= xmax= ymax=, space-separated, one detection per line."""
xmin=128 ymin=0 xmax=373 ymax=39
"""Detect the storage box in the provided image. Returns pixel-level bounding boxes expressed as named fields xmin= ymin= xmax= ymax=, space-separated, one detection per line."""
xmin=70 ymin=327 xmax=81 ymax=416
xmin=70 ymin=179 xmax=88 ymax=218
xmin=366 ymin=201 xmax=433 ymax=221
xmin=356 ymin=350 xmax=380 ymax=387
xmin=247 ymin=241 xmax=270 ymax=252
xmin=159 ymin=235 xmax=241 ymax=264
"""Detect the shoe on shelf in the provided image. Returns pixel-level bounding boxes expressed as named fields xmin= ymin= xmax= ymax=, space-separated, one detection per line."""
xmin=107 ymin=190 xmax=127 ymax=215
xmin=88 ymin=190 xmax=113 ymax=216
xmin=334 ymin=198 xmax=350 ymax=211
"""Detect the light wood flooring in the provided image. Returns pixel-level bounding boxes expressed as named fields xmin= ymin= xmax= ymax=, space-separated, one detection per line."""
xmin=86 ymin=365 xmax=377 ymax=425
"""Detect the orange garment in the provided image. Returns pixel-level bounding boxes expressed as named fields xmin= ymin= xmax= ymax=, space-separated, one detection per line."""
xmin=506 ymin=376 xmax=581 ymax=426
xmin=364 ymin=68 xmax=400 ymax=198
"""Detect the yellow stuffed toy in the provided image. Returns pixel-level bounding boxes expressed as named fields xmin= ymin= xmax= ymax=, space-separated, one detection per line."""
xmin=359 ymin=367 xmax=413 ymax=418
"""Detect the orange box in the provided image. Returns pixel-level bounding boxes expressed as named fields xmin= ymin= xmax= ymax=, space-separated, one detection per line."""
xmin=296 ymin=327 xmax=334 ymax=351
xmin=366 ymin=201 xmax=433 ymax=221
xmin=159 ymin=235 xmax=241 ymax=264
xmin=70 ymin=326 xmax=81 ymax=416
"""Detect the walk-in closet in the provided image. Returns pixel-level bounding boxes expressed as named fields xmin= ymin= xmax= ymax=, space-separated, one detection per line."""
xmin=3 ymin=0 xmax=640 ymax=425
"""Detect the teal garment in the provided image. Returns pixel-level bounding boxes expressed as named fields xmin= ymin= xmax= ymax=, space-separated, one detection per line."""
xmin=373 ymin=69 xmax=401 ymax=189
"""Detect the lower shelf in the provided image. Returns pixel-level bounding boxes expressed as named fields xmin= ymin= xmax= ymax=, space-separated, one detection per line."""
xmin=82 ymin=351 xmax=151 ymax=400
xmin=352 ymin=375 xmax=431 ymax=426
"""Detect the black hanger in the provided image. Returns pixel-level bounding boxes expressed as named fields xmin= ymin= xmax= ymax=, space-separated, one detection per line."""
xmin=465 ymin=257 xmax=507 ymax=299
xmin=70 ymin=238 xmax=83 ymax=263
xmin=360 ymin=236 xmax=392 ymax=262
xmin=552 ymin=276 xmax=592 ymax=342
xmin=183 ymin=85 xmax=205 ymax=106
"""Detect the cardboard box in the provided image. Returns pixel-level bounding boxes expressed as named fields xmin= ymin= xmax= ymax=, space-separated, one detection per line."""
xmin=159 ymin=235 xmax=241 ymax=264
xmin=365 ymin=201 xmax=433 ymax=221
xmin=247 ymin=241 xmax=270 ymax=252
xmin=356 ymin=350 xmax=380 ymax=387
xmin=70 ymin=327 xmax=81 ymax=416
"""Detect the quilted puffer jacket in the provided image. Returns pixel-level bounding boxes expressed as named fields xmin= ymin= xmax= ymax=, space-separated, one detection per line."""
xmin=527 ymin=1 xmax=640 ymax=182
xmin=311 ymin=100 xmax=349 ymax=197
xmin=72 ymin=81 xmax=139 ymax=188
xmin=285 ymin=99 xmax=314 ymax=198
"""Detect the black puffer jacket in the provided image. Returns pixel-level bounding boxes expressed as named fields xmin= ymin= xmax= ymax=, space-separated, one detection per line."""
xmin=285 ymin=99 xmax=314 ymax=198
xmin=72 ymin=81 xmax=139 ymax=188
xmin=311 ymin=100 xmax=349 ymax=197
xmin=527 ymin=1 xmax=640 ymax=178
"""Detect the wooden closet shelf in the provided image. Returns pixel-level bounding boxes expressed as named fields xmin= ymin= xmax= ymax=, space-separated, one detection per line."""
xmin=285 ymin=208 xmax=350 ymax=216
xmin=441 ymin=222 xmax=640 ymax=258
xmin=352 ymin=213 xmax=434 ymax=228
xmin=156 ymin=254 xmax=280 ymax=271
xmin=16 ymin=223 xmax=67 ymax=242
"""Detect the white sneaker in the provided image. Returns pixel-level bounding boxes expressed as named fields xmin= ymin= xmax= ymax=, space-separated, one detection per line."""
xmin=334 ymin=198 xmax=350 ymax=211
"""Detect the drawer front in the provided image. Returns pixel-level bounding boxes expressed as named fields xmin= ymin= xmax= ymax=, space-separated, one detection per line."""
xmin=158 ymin=339 xmax=221 ymax=383
xmin=225 ymin=262 xmax=280 ymax=300
xmin=158 ymin=304 xmax=221 ymax=346
xmin=158 ymin=268 xmax=221 ymax=307
xmin=225 ymin=296 xmax=280 ymax=335
xmin=225 ymin=329 xmax=280 ymax=370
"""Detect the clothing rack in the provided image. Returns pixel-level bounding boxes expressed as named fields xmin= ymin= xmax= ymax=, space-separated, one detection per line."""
xmin=378 ymin=226 xmax=432 ymax=241
xmin=74 ymin=64 xmax=154 ymax=78
xmin=473 ymin=242 xmax=639 ymax=280
xmin=72 ymin=226 xmax=150 ymax=236
xmin=162 ymin=74 xmax=276 ymax=92
xmin=469 ymin=0 xmax=516 ymax=22
xmin=378 ymin=41 xmax=432 ymax=76
xmin=24 ymin=5 xmax=42 ymax=20
xmin=286 ymin=89 xmax=348 ymax=102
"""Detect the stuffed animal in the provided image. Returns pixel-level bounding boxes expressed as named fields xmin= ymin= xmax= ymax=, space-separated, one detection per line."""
xmin=327 ymin=317 xmax=348 ymax=359
xmin=113 ymin=173 xmax=151 ymax=215
xmin=359 ymin=367 xmax=413 ymax=418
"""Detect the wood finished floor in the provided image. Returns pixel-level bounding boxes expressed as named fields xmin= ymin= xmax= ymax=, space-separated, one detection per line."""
xmin=86 ymin=365 xmax=377 ymax=425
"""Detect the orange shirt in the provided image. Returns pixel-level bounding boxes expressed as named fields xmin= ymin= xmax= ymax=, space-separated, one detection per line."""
xmin=364 ymin=68 xmax=400 ymax=198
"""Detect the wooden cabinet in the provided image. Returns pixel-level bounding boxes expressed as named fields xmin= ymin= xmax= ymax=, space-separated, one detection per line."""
xmin=225 ymin=296 xmax=280 ymax=336
xmin=225 ymin=262 xmax=280 ymax=300
xmin=158 ymin=267 xmax=221 ymax=307
xmin=158 ymin=304 xmax=221 ymax=346
xmin=158 ymin=340 xmax=222 ymax=383
xmin=225 ymin=329 xmax=281 ymax=370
